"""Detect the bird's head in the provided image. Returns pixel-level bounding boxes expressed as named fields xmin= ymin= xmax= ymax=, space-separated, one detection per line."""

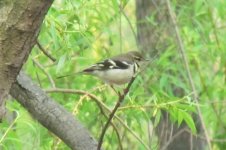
xmin=127 ymin=51 xmax=146 ymax=63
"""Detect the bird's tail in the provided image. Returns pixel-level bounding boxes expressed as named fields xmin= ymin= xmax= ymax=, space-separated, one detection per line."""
xmin=56 ymin=66 xmax=96 ymax=79
xmin=56 ymin=72 xmax=82 ymax=79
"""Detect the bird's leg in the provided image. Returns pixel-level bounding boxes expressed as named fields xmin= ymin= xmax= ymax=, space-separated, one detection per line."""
xmin=110 ymin=85 xmax=121 ymax=96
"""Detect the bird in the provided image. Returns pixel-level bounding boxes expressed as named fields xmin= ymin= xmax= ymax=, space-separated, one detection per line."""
xmin=57 ymin=51 xmax=147 ymax=85
xmin=81 ymin=51 xmax=146 ymax=85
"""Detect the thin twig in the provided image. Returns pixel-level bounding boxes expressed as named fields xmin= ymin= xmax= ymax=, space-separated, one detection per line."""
xmin=0 ymin=111 xmax=19 ymax=144
xmin=102 ymin=113 xmax=123 ymax=150
xmin=185 ymin=128 xmax=226 ymax=143
xmin=45 ymin=87 xmax=150 ymax=149
xmin=119 ymin=0 xmax=122 ymax=53
xmin=32 ymin=59 xmax=56 ymax=88
xmin=36 ymin=40 xmax=56 ymax=62
xmin=166 ymin=0 xmax=212 ymax=149
xmin=45 ymin=88 xmax=100 ymax=102
xmin=119 ymin=5 xmax=138 ymax=47
xmin=97 ymin=76 xmax=136 ymax=150
xmin=206 ymin=2 xmax=221 ymax=51
xmin=80 ymin=88 xmax=124 ymax=150
xmin=161 ymin=128 xmax=187 ymax=150
xmin=147 ymin=121 xmax=152 ymax=148
xmin=32 ymin=60 xmax=43 ymax=88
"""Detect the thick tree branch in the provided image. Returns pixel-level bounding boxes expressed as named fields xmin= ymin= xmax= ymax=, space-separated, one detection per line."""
xmin=10 ymin=72 xmax=98 ymax=150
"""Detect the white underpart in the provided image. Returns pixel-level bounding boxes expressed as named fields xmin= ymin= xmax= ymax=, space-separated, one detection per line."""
xmin=93 ymin=64 xmax=134 ymax=85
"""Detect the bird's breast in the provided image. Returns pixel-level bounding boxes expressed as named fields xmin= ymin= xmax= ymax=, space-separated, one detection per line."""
xmin=95 ymin=65 xmax=134 ymax=85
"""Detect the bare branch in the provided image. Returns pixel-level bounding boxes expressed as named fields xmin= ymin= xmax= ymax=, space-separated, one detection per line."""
xmin=165 ymin=0 xmax=211 ymax=149
xmin=36 ymin=40 xmax=56 ymax=62
xmin=97 ymin=76 xmax=137 ymax=150
xmin=161 ymin=128 xmax=187 ymax=150
xmin=46 ymin=87 xmax=150 ymax=149
xmin=32 ymin=59 xmax=56 ymax=88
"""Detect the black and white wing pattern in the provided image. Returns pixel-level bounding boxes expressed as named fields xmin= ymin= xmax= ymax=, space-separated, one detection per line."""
xmin=82 ymin=59 xmax=131 ymax=73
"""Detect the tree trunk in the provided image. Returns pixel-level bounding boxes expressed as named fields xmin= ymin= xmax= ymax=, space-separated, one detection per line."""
xmin=136 ymin=0 xmax=170 ymax=56
xmin=1 ymin=1 xmax=98 ymax=149
xmin=136 ymin=0 xmax=205 ymax=149
xmin=0 ymin=0 xmax=52 ymax=119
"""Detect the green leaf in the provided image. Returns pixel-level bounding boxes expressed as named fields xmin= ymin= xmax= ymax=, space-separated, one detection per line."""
xmin=177 ymin=110 xmax=183 ymax=127
xmin=169 ymin=107 xmax=178 ymax=123
xmin=152 ymin=108 xmax=158 ymax=116
xmin=56 ymin=54 xmax=66 ymax=74
xmin=181 ymin=111 xmax=197 ymax=134
xmin=153 ymin=110 xmax=161 ymax=127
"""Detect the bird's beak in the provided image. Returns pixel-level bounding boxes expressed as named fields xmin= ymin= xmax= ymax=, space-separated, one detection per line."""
xmin=144 ymin=58 xmax=151 ymax=62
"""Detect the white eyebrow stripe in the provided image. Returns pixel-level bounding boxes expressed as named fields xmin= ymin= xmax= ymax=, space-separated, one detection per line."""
xmin=107 ymin=59 xmax=117 ymax=66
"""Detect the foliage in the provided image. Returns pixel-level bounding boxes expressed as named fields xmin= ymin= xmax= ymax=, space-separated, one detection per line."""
xmin=1 ymin=0 xmax=226 ymax=149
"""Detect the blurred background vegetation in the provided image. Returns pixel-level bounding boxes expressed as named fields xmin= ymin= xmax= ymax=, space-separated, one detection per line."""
xmin=1 ymin=0 xmax=226 ymax=149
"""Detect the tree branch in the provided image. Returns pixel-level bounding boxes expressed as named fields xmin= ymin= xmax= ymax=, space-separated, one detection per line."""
xmin=97 ymin=76 xmax=136 ymax=150
xmin=46 ymin=87 xmax=150 ymax=149
xmin=36 ymin=40 xmax=56 ymax=62
xmin=166 ymin=0 xmax=211 ymax=149
xmin=10 ymin=72 xmax=98 ymax=150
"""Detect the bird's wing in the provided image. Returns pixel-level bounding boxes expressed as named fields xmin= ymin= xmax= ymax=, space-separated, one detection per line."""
xmin=82 ymin=59 xmax=131 ymax=73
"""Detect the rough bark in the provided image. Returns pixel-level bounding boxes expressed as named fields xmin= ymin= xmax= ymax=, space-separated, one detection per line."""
xmin=0 ymin=0 xmax=53 ymax=119
xmin=10 ymin=72 xmax=98 ymax=150
xmin=1 ymin=1 xmax=98 ymax=149
xmin=136 ymin=0 xmax=205 ymax=150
